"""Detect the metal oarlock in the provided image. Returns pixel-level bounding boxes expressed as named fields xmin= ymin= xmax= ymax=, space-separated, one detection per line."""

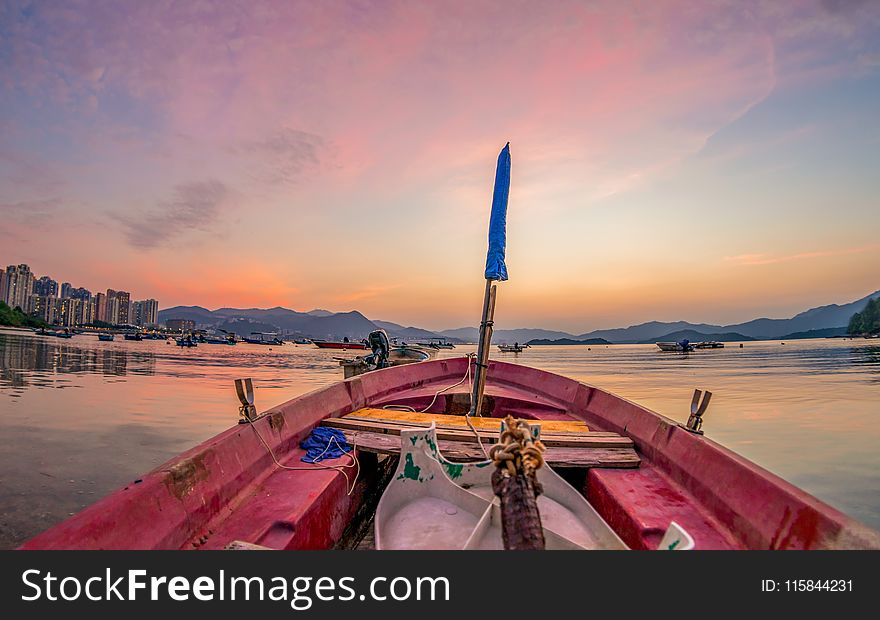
xmin=684 ymin=388 xmax=712 ymax=434
xmin=235 ymin=378 xmax=257 ymax=423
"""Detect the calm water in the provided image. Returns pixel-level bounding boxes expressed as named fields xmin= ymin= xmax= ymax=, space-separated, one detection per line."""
xmin=1 ymin=328 xmax=878 ymax=548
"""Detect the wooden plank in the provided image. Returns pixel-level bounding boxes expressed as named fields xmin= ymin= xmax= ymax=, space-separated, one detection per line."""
xmin=344 ymin=430 xmax=641 ymax=469
xmin=347 ymin=407 xmax=591 ymax=433
xmin=344 ymin=415 xmax=620 ymax=437
xmin=323 ymin=417 xmax=633 ymax=448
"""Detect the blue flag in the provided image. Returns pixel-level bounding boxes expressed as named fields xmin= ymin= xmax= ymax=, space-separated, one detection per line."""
xmin=484 ymin=142 xmax=510 ymax=281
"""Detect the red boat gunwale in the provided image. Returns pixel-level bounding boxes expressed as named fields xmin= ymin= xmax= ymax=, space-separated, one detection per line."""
xmin=20 ymin=358 xmax=880 ymax=550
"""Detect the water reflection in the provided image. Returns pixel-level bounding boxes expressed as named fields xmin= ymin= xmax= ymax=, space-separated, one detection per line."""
xmin=0 ymin=333 xmax=157 ymax=395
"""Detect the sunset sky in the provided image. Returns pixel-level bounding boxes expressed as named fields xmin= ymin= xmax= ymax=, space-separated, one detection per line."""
xmin=2 ymin=0 xmax=879 ymax=332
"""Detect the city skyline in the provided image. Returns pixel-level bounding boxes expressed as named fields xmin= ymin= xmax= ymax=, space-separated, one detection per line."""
xmin=2 ymin=261 xmax=158 ymax=327
xmin=2 ymin=2 xmax=879 ymax=332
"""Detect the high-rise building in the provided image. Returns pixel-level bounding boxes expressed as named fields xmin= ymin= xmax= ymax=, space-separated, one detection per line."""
xmin=69 ymin=287 xmax=91 ymax=302
xmin=116 ymin=290 xmax=131 ymax=325
xmin=28 ymin=294 xmax=56 ymax=324
xmin=83 ymin=298 xmax=97 ymax=325
xmin=133 ymin=298 xmax=159 ymax=326
xmin=60 ymin=282 xmax=73 ymax=299
xmin=107 ymin=296 xmax=120 ymax=325
xmin=55 ymin=298 xmax=80 ymax=327
xmin=34 ymin=276 xmax=59 ymax=297
xmin=95 ymin=292 xmax=107 ymax=324
xmin=144 ymin=298 xmax=159 ymax=326
xmin=0 ymin=268 xmax=6 ymax=303
xmin=4 ymin=264 xmax=34 ymax=310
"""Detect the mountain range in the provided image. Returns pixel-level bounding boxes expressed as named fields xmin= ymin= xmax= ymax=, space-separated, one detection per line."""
xmin=157 ymin=288 xmax=880 ymax=344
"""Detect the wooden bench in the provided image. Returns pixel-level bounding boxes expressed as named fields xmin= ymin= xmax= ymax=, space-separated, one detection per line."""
xmin=321 ymin=409 xmax=641 ymax=469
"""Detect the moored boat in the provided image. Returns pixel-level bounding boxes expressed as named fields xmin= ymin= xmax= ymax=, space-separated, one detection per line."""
xmin=694 ymin=341 xmax=724 ymax=349
xmin=123 ymin=332 xmax=143 ymax=341
xmin=498 ymin=343 xmax=528 ymax=353
xmin=243 ymin=332 xmax=284 ymax=345
xmin=338 ymin=332 xmax=435 ymax=378
xmin=657 ymin=340 xmax=694 ymax=352
xmin=97 ymin=334 xmax=114 ymax=342
xmin=312 ymin=339 xmax=368 ymax=350
xmin=415 ymin=338 xmax=456 ymax=349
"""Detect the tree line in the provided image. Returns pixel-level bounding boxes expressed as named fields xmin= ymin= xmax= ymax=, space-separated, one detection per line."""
xmin=848 ymin=298 xmax=879 ymax=335
xmin=0 ymin=301 xmax=50 ymax=329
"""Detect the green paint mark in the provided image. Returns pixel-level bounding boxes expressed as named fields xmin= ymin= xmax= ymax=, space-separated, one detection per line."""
xmin=667 ymin=539 xmax=680 ymax=550
xmin=396 ymin=453 xmax=422 ymax=482
xmin=444 ymin=463 xmax=464 ymax=480
xmin=425 ymin=434 xmax=438 ymax=456
xmin=410 ymin=435 xmax=418 ymax=446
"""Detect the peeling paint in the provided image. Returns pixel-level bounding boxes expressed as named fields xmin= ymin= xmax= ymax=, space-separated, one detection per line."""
xmin=396 ymin=453 xmax=422 ymax=482
xmin=164 ymin=451 xmax=212 ymax=499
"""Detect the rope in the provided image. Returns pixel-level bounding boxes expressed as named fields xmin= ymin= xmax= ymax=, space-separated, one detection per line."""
xmin=380 ymin=354 xmax=488 ymax=457
xmin=417 ymin=354 xmax=475 ymax=413
xmin=245 ymin=415 xmax=361 ymax=495
xmin=489 ymin=415 xmax=546 ymax=477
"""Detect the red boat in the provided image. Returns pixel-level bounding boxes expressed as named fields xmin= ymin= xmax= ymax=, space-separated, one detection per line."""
xmin=312 ymin=339 xmax=368 ymax=350
xmin=19 ymin=357 xmax=880 ymax=550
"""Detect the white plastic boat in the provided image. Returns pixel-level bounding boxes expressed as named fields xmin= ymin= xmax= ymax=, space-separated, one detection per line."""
xmin=375 ymin=422 xmax=630 ymax=550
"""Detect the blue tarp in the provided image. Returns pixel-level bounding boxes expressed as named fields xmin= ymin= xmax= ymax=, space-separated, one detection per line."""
xmin=300 ymin=427 xmax=352 ymax=463
xmin=484 ymin=142 xmax=511 ymax=281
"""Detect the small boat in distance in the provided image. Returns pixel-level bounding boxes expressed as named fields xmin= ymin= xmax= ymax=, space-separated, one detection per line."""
xmin=415 ymin=338 xmax=456 ymax=349
xmin=657 ymin=340 xmax=695 ymax=352
xmin=291 ymin=338 xmax=312 ymax=345
xmin=176 ymin=336 xmax=197 ymax=347
xmin=694 ymin=341 xmax=724 ymax=349
xmin=498 ymin=343 xmax=529 ymax=353
xmin=123 ymin=332 xmax=143 ymax=341
xmin=39 ymin=328 xmax=74 ymax=338
xmin=337 ymin=330 xmax=438 ymax=377
xmin=243 ymin=332 xmax=284 ymax=345
xmin=312 ymin=338 xmax=368 ymax=350
xmin=97 ymin=334 xmax=114 ymax=342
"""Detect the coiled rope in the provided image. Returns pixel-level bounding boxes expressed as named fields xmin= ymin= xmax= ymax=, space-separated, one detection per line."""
xmin=488 ymin=415 xmax=546 ymax=477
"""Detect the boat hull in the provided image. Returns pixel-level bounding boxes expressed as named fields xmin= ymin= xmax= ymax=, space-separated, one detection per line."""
xmin=20 ymin=358 xmax=880 ymax=550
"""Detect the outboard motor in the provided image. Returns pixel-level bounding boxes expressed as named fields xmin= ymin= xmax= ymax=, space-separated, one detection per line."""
xmin=365 ymin=329 xmax=391 ymax=369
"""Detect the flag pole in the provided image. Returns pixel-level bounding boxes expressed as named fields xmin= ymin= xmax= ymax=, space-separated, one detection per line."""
xmin=469 ymin=279 xmax=497 ymax=417
xmin=469 ymin=142 xmax=510 ymax=417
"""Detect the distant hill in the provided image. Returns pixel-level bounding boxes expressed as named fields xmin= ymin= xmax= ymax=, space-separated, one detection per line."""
xmin=157 ymin=287 xmax=879 ymax=343
xmin=372 ymin=320 xmax=457 ymax=342
xmin=306 ymin=309 xmax=335 ymax=317
xmin=527 ymin=337 xmax=611 ymax=346
xmin=639 ymin=329 xmax=756 ymax=344
xmin=438 ymin=327 xmax=574 ymax=344
xmin=779 ymin=327 xmax=848 ymax=340
xmin=577 ymin=321 xmax=724 ymax=344
xmin=723 ymin=290 xmax=880 ymax=339
xmin=157 ymin=305 xmax=449 ymax=341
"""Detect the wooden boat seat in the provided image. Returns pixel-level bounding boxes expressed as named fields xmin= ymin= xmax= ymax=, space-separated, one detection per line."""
xmin=587 ymin=465 xmax=744 ymax=550
xmin=344 ymin=408 xmax=592 ymax=433
xmin=325 ymin=409 xmax=641 ymax=469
